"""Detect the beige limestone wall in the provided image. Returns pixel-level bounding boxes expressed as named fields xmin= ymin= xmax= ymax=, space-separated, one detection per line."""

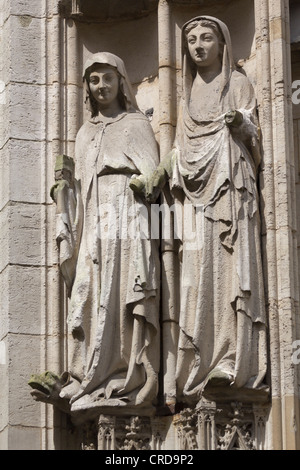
xmin=0 ymin=0 xmax=48 ymax=450
xmin=0 ymin=0 xmax=79 ymax=451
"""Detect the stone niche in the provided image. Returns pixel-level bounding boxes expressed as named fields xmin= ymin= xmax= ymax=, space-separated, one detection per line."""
xmin=57 ymin=0 xmax=258 ymax=142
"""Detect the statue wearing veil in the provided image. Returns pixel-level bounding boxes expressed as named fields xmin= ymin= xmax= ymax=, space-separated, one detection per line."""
xmin=138 ymin=17 xmax=268 ymax=405
xmin=52 ymin=52 xmax=160 ymax=417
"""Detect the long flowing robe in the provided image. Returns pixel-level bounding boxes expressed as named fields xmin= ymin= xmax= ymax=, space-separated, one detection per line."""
xmin=59 ymin=54 xmax=160 ymax=412
xmin=172 ymin=17 xmax=267 ymax=404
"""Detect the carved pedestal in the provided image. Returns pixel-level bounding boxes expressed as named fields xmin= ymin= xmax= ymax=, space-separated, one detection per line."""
xmin=97 ymin=415 xmax=171 ymax=451
xmin=77 ymin=391 xmax=269 ymax=450
xmin=174 ymin=387 xmax=269 ymax=451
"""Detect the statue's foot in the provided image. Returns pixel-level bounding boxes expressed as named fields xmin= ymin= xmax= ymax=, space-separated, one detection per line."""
xmin=205 ymin=368 xmax=234 ymax=387
xmin=59 ymin=373 xmax=81 ymax=400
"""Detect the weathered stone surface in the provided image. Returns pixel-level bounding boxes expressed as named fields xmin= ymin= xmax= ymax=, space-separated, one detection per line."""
xmin=0 ymin=140 xmax=52 ymax=222
xmin=5 ymin=426 xmax=41 ymax=451
xmin=140 ymin=15 xmax=267 ymax=405
xmin=10 ymin=16 xmax=46 ymax=85
xmin=0 ymin=265 xmax=43 ymax=336
xmin=8 ymin=333 xmax=44 ymax=427
xmin=8 ymin=0 xmax=47 ymax=18
xmin=0 ymin=204 xmax=45 ymax=269
xmin=8 ymin=83 xmax=46 ymax=141
xmin=47 ymin=53 xmax=161 ymax=420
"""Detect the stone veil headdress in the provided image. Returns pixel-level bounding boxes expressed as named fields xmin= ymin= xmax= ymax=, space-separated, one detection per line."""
xmin=181 ymin=16 xmax=236 ymax=103
xmin=83 ymin=52 xmax=139 ymax=116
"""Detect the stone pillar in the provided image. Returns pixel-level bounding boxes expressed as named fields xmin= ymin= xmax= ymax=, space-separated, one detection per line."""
xmin=158 ymin=0 xmax=180 ymax=411
xmin=150 ymin=416 xmax=166 ymax=450
xmin=197 ymin=399 xmax=217 ymax=450
xmin=0 ymin=0 xmax=49 ymax=450
xmin=0 ymin=0 xmax=82 ymax=450
xmin=97 ymin=415 xmax=116 ymax=450
xmin=253 ymin=405 xmax=269 ymax=450
xmin=255 ymin=0 xmax=300 ymax=450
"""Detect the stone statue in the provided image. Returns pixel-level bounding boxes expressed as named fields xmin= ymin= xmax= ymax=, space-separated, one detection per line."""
xmin=135 ymin=16 xmax=268 ymax=405
xmin=51 ymin=52 xmax=160 ymax=419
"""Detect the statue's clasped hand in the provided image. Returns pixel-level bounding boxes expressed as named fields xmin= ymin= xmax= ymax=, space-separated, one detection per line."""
xmin=129 ymin=173 xmax=162 ymax=203
xmin=224 ymin=109 xmax=244 ymax=128
xmin=130 ymin=151 xmax=174 ymax=203
xmin=129 ymin=174 xmax=146 ymax=195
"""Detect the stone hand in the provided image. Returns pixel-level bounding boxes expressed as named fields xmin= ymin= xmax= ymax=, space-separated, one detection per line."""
xmin=130 ymin=151 xmax=173 ymax=202
xmin=146 ymin=151 xmax=174 ymax=202
xmin=50 ymin=179 xmax=70 ymax=203
xmin=145 ymin=169 xmax=166 ymax=203
xmin=129 ymin=173 xmax=162 ymax=203
xmin=129 ymin=174 xmax=146 ymax=194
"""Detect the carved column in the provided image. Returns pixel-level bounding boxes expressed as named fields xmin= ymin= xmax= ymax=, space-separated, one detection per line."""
xmin=71 ymin=0 xmax=82 ymax=16
xmin=197 ymin=399 xmax=217 ymax=450
xmin=150 ymin=416 xmax=165 ymax=450
xmin=97 ymin=415 xmax=116 ymax=450
xmin=253 ymin=405 xmax=269 ymax=450
xmin=158 ymin=0 xmax=179 ymax=411
xmin=255 ymin=0 xmax=300 ymax=449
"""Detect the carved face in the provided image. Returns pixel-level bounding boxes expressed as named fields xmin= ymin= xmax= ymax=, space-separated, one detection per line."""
xmin=187 ymin=25 xmax=221 ymax=69
xmin=88 ymin=65 xmax=120 ymax=108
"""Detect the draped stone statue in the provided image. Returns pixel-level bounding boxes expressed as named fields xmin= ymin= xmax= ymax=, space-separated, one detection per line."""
xmin=136 ymin=16 xmax=268 ymax=406
xmin=49 ymin=52 xmax=160 ymax=419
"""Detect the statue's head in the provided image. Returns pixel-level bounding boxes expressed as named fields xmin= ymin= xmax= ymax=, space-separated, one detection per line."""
xmin=83 ymin=52 xmax=138 ymax=117
xmin=85 ymin=63 xmax=125 ymax=116
xmin=183 ymin=18 xmax=225 ymax=71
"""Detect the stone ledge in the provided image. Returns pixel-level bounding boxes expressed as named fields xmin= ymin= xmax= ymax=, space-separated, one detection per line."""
xmin=59 ymin=0 xmax=158 ymax=22
xmin=71 ymin=399 xmax=157 ymax=426
xmin=201 ymin=384 xmax=270 ymax=405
